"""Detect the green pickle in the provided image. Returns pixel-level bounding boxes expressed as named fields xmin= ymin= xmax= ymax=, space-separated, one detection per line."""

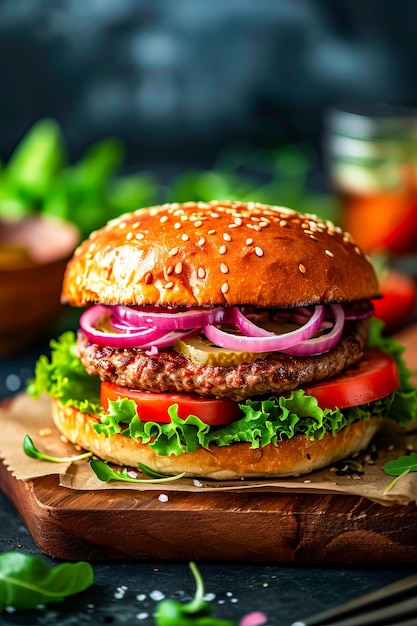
xmin=173 ymin=335 xmax=267 ymax=365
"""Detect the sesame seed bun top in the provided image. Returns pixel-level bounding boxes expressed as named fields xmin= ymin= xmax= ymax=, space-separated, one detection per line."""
xmin=61 ymin=200 xmax=380 ymax=308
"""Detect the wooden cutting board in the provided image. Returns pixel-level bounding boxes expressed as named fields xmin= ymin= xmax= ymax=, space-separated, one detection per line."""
xmin=1 ymin=324 xmax=417 ymax=564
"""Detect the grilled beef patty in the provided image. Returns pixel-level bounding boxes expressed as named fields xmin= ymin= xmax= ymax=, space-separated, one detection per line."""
xmin=77 ymin=319 xmax=369 ymax=401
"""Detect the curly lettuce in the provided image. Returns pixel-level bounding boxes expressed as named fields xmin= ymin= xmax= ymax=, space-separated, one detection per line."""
xmin=28 ymin=320 xmax=417 ymax=457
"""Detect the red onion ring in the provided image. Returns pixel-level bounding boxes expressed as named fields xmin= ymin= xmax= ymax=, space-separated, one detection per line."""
xmin=203 ymin=305 xmax=325 ymax=353
xmin=282 ymin=304 xmax=345 ymax=356
xmin=80 ymin=305 xmax=168 ymax=347
xmin=111 ymin=305 xmax=228 ymax=330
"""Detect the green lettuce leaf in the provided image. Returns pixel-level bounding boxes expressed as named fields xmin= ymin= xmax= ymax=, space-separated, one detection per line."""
xmin=28 ymin=322 xmax=417 ymax=458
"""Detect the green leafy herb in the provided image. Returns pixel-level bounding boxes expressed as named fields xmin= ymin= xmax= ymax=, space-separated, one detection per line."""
xmin=90 ymin=459 xmax=185 ymax=483
xmin=384 ymin=452 xmax=417 ymax=492
xmin=0 ymin=552 xmax=93 ymax=612
xmin=154 ymin=561 xmax=236 ymax=625
xmin=23 ymin=434 xmax=92 ymax=463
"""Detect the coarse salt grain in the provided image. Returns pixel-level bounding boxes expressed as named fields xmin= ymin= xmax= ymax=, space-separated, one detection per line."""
xmin=158 ymin=493 xmax=169 ymax=502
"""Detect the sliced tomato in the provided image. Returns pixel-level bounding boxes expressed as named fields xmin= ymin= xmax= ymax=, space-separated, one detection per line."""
xmin=303 ymin=348 xmax=400 ymax=410
xmin=373 ymin=270 xmax=417 ymax=333
xmin=100 ymin=381 xmax=243 ymax=425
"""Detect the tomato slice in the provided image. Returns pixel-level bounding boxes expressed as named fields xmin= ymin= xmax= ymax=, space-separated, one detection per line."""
xmin=303 ymin=348 xmax=399 ymax=410
xmin=100 ymin=381 xmax=243 ymax=425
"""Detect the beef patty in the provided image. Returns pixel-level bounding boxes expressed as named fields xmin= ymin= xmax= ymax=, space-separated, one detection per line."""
xmin=77 ymin=319 xmax=369 ymax=401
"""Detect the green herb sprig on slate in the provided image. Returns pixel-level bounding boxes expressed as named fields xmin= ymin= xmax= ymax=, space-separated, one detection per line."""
xmin=23 ymin=434 xmax=92 ymax=463
xmin=0 ymin=552 xmax=93 ymax=612
xmin=154 ymin=561 xmax=236 ymax=626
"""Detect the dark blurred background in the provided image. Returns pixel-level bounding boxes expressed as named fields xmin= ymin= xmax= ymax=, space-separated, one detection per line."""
xmin=2 ymin=0 xmax=417 ymax=177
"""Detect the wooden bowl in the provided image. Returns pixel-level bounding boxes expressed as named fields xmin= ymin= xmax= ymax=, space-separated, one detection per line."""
xmin=0 ymin=216 xmax=79 ymax=356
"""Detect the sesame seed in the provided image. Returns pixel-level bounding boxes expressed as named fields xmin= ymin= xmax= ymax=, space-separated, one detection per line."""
xmin=174 ymin=222 xmax=182 ymax=229
xmin=118 ymin=222 xmax=127 ymax=229
xmin=207 ymin=229 xmax=216 ymax=235
xmin=220 ymin=263 xmax=229 ymax=274
xmin=160 ymin=215 xmax=168 ymax=223
xmin=309 ymin=234 xmax=318 ymax=241
xmin=221 ymin=281 xmax=229 ymax=294
xmin=164 ymin=281 xmax=174 ymax=289
xmin=169 ymin=247 xmax=179 ymax=256
xmin=234 ymin=217 xmax=243 ymax=226
xmin=126 ymin=232 xmax=133 ymax=240
xmin=325 ymin=249 xmax=334 ymax=257
xmin=198 ymin=266 xmax=206 ymax=279
xmin=197 ymin=237 xmax=205 ymax=246
xmin=180 ymin=214 xmax=188 ymax=221
xmin=144 ymin=271 xmax=153 ymax=284
xmin=210 ymin=212 xmax=220 ymax=218
xmin=246 ymin=237 xmax=254 ymax=245
xmin=354 ymin=246 xmax=362 ymax=255
xmin=219 ymin=245 xmax=227 ymax=255
xmin=279 ymin=220 xmax=287 ymax=227
xmin=132 ymin=221 xmax=141 ymax=228
xmin=259 ymin=221 xmax=269 ymax=228
xmin=174 ymin=262 xmax=183 ymax=274
xmin=167 ymin=265 xmax=174 ymax=276
xmin=223 ymin=233 xmax=232 ymax=242
xmin=135 ymin=233 xmax=145 ymax=240
xmin=181 ymin=233 xmax=189 ymax=241
xmin=299 ymin=263 xmax=307 ymax=274
xmin=255 ymin=247 xmax=264 ymax=257
xmin=194 ymin=220 xmax=203 ymax=227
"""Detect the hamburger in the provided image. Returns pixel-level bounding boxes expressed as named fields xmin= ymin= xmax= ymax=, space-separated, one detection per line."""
xmin=29 ymin=200 xmax=416 ymax=479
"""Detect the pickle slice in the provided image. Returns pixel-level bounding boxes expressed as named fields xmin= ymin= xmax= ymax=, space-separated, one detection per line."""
xmin=173 ymin=335 xmax=267 ymax=365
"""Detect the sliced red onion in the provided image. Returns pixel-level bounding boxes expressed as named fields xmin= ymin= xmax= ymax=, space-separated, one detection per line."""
xmin=343 ymin=301 xmax=374 ymax=320
xmin=203 ymin=305 xmax=324 ymax=353
xmin=112 ymin=305 xmax=228 ymax=331
xmin=282 ymin=304 xmax=345 ymax=356
xmin=233 ymin=307 xmax=276 ymax=337
xmin=80 ymin=305 xmax=168 ymax=347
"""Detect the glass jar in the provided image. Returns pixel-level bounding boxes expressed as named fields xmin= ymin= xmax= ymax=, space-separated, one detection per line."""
xmin=325 ymin=104 xmax=417 ymax=255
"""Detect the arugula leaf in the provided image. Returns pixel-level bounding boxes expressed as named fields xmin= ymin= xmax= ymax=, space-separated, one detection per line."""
xmin=383 ymin=452 xmax=417 ymax=493
xmin=154 ymin=561 xmax=236 ymax=625
xmin=90 ymin=459 xmax=185 ymax=483
xmin=384 ymin=452 xmax=417 ymax=477
xmin=0 ymin=552 xmax=93 ymax=612
xmin=23 ymin=434 xmax=92 ymax=463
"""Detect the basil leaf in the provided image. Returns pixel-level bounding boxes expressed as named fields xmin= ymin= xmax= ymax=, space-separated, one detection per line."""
xmin=0 ymin=552 xmax=93 ymax=612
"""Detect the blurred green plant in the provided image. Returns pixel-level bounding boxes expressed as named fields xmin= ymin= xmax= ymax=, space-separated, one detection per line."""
xmin=0 ymin=119 xmax=338 ymax=239
xmin=0 ymin=118 xmax=158 ymax=238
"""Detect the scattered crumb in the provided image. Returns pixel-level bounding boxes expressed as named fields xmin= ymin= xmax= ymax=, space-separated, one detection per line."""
xmin=38 ymin=428 xmax=52 ymax=437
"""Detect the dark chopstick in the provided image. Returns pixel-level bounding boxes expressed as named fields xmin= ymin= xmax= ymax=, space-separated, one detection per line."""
xmin=290 ymin=573 xmax=417 ymax=626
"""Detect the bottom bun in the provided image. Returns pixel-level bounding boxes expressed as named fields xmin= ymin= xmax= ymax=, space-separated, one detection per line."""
xmin=51 ymin=398 xmax=381 ymax=480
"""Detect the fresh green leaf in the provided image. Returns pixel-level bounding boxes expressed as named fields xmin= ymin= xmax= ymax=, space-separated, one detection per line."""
xmin=154 ymin=562 xmax=236 ymax=625
xmin=383 ymin=452 xmax=417 ymax=493
xmin=27 ymin=331 xmax=102 ymax=416
xmin=23 ymin=434 xmax=92 ymax=463
xmin=0 ymin=552 xmax=93 ymax=612
xmin=90 ymin=459 xmax=185 ymax=483
xmin=6 ymin=118 xmax=66 ymax=200
xmin=384 ymin=452 xmax=417 ymax=476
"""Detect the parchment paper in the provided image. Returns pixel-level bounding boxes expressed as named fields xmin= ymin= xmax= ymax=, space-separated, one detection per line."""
xmin=1 ymin=393 xmax=416 ymax=507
